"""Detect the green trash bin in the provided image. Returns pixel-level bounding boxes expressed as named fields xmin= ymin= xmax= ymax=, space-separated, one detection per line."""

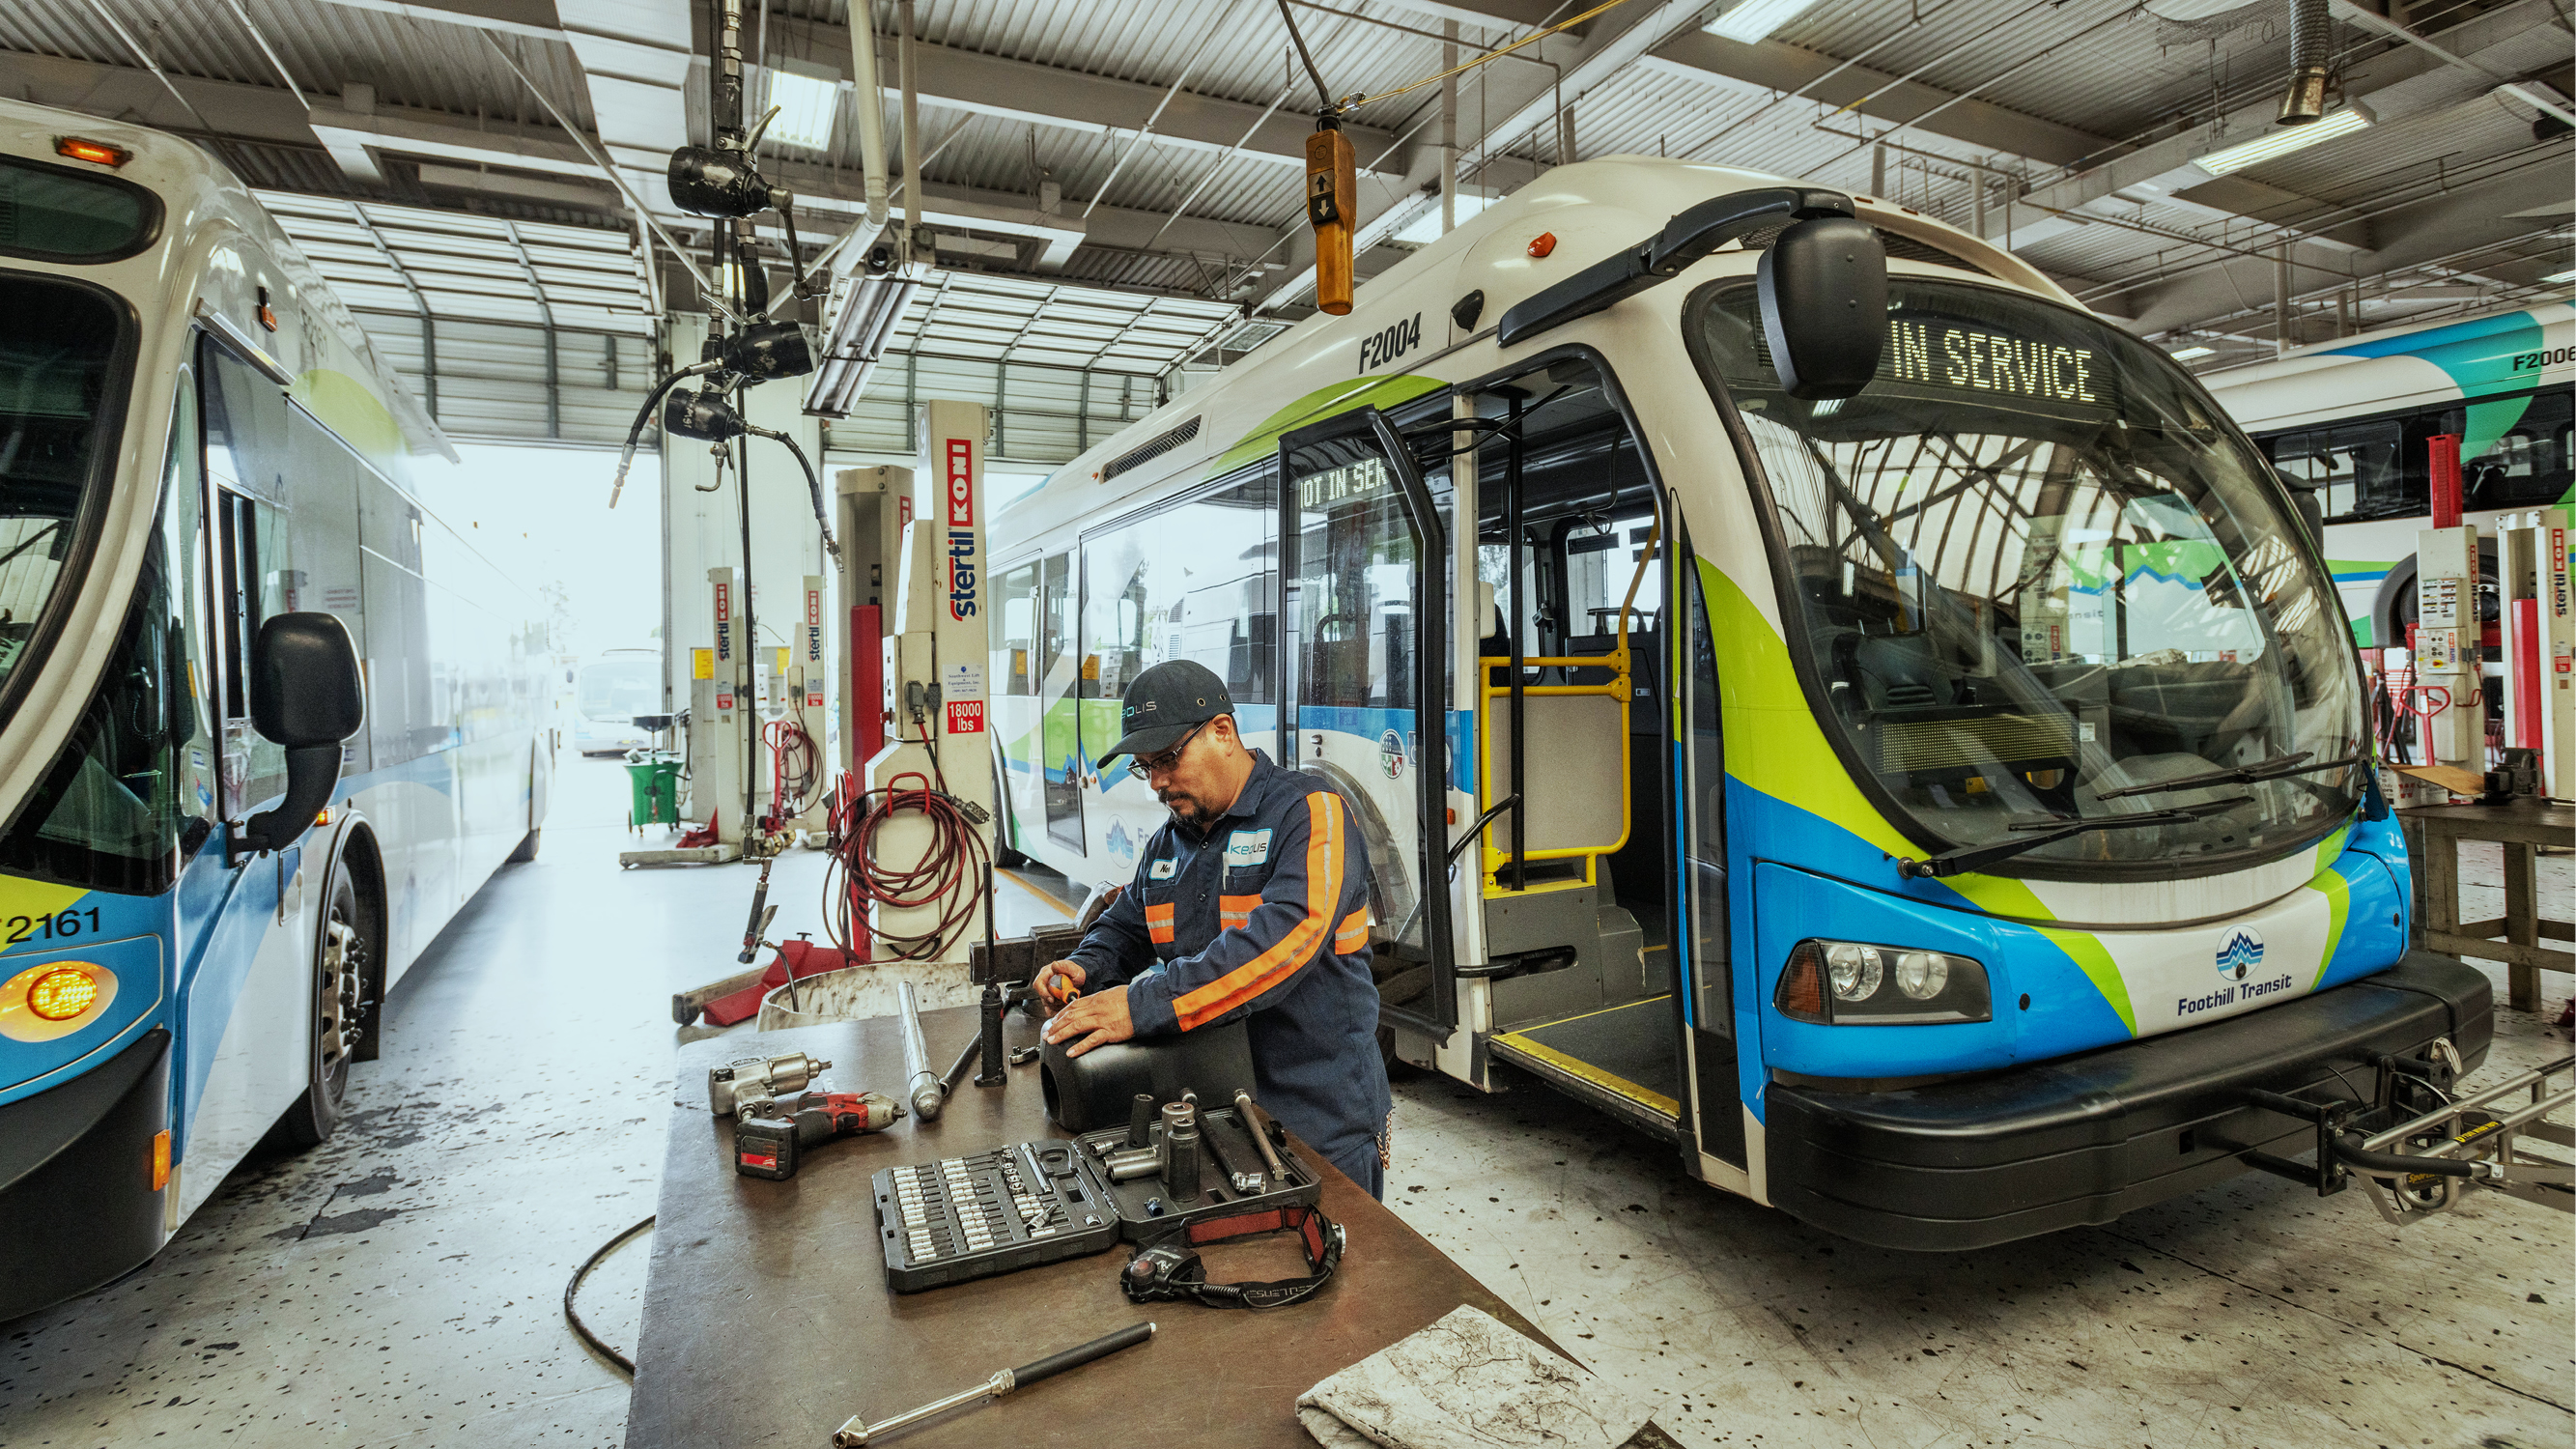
xmin=625 ymin=750 xmax=683 ymax=829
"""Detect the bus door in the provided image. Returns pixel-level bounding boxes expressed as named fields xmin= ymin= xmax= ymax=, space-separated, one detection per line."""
xmin=1278 ymin=409 xmax=1456 ymax=1041
xmin=1454 ymin=357 xmax=1700 ymax=1153
xmin=181 ymin=339 xmax=326 ymax=1211
xmin=1034 ymin=551 xmax=1083 ymax=852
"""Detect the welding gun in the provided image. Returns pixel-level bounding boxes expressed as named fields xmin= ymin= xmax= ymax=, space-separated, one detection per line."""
xmin=732 ymin=1091 xmax=904 ymax=1180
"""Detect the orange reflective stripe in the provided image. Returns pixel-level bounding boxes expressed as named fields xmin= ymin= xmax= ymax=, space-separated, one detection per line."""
xmin=1334 ymin=907 xmax=1369 ymax=954
xmin=1145 ymin=900 xmax=1176 ymax=945
xmin=1172 ymin=791 xmax=1342 ymax=1031
xmin=1219 ymin=894 xmax=1260 ymax=930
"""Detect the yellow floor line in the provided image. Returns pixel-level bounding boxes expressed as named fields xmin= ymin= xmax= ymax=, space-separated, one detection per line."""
xmin=1492 ymin=1029 xmax=1680 ymax=1119
xmin=1517 ymin=993 xmax=1672 ymax=1030
xmin=998 ymin=868 xmax=1077 ymax=920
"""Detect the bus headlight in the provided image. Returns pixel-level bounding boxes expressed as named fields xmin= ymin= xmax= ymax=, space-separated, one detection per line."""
xmin=1 ymin=959 xmax=120 ymax=1039
xmin=1777 ymin=941 xmax=1988 ymax=1025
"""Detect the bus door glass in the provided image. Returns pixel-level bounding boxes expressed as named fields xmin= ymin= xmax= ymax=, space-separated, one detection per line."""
xmin=1680 ymin=559 xmax=1741 ymax=1166
xmin=1035 ymin=551 xmax=1083 ymax=852
xmin=1280 ymin=408 xmax=1454 ymax=1029
xmin=200 ymin=342 xmax=296 ymax=829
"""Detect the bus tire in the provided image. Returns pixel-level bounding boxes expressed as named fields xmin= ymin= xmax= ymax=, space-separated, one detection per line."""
xmin=508 ymin=828 xmax=542 ymax=863
xmin=276 ymin=853 xmax=372 ymax=1149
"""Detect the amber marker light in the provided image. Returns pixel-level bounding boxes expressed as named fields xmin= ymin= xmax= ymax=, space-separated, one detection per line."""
xmin=152 ymin=1130 xmax=172 ymax=1191
xmin=56 ymin=136 xmax=131 ymax=167
xmin=27 ymin=967 xmax=99 ymax=1021
xmin=1527 ymin=232 xmax=1557 ymax=258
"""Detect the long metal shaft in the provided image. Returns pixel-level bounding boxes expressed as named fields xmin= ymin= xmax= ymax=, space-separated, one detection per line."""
xmin=833 ymin=1369 xmax=1007 ymax=1447
xmin=898 ymin=980 xmax=944 ymax=1120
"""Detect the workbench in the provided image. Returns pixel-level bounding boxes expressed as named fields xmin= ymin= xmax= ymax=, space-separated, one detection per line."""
xmin=628 ymin=1005 xmax=1610 ymax=1448
xmin=2399 ymin=800 xmax=2574 ymax=1012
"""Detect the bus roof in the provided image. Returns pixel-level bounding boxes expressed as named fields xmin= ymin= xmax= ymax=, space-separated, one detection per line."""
xmin=988 ymin=156 xmax=2070 ymax=559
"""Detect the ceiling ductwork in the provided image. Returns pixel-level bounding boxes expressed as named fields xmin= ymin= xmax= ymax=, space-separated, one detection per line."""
xmin=2278 ymin=0 xmax=2334 ymax=124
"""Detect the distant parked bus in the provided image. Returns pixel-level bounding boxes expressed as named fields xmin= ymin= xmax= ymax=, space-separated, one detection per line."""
xmin=0 ymin=100 xmax=552 ymax=1320
xmin=574 ymin=648 xmax=664 ymax=755
xmin=2203 ymin=298 xmax=2574 ymax=652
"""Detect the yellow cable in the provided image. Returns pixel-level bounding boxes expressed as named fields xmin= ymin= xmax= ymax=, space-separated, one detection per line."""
xmin=1332 ymin=0 xmax=1647 ymax=114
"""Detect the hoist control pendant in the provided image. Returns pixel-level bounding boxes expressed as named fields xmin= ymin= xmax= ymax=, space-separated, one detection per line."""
xmin=1306 ymin=113 xmax=1357 ymax=316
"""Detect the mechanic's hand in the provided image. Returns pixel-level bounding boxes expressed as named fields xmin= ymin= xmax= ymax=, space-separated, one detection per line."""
xmin=1033 ymin=960 xmax=1087 ymax=1015
xmin=1040 ymin=983 xmax=1133 ymax=1057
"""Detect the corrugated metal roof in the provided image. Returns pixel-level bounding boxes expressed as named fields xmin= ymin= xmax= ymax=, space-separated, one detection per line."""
xmin=259 ymin=190 xmax=656 ymax=334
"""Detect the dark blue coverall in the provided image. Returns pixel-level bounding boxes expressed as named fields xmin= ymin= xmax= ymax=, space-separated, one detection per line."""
xmin=1065 ymin=748 xmax=1392 ymax=1196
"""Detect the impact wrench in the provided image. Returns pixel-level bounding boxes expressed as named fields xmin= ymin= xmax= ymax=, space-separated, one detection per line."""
xmin=733 ymin=1091 xmax=904 ymax=1179
xmin=829 ymin=1321 xmax=1155 ymax=1445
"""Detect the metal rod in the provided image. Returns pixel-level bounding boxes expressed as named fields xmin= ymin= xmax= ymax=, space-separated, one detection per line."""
xmin=898 ymin=0 xmax=921 ymax=264
xmin=899 ymin=979 xmax=944 ymax=1120
xmin=221 ymin=0 xmax=310 ymax=109
xmin=83 ymin=0 xmax=218 ymax=132
xmin=1506 ymin=391 xmax=1525 ymax=894
xmin=1085 ymin=2 xmax=1245 ymax=217
xmin=476 ymin=31 xmax=737 ymax=320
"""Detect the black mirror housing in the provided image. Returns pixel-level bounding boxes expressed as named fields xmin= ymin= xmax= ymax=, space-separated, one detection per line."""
xmin=240 ymin=612 xmax=361 ymax=854
xmin=1757 ymin=215 xmax=1888 ymax=400
xmin=251 ymin=611 xmax=363 ymax=748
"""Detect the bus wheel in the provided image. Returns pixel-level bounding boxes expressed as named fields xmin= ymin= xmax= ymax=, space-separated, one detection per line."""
xmin=278 ymin=856 xmax=369 ymax=1148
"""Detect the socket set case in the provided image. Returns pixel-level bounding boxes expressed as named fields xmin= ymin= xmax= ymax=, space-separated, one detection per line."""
xmin=1076 ymin=1106 xmax=1321 ymax=1240
xmin=872 ymin=1141 xmax=1120 ymax=1293
xmin=870 ymin=1111 xmax=1322 ymax=1292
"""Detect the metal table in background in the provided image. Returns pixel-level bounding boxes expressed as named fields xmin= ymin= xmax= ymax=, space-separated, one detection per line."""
xmin=627 ymin=1005 xmax=1604 ymax=1449
xmin=2399 ymin=800 xmax=2574 ymax=1012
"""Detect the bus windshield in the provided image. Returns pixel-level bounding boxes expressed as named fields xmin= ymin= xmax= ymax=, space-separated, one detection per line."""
xmin=1691 ymin=277 xmax=2364 ymax=874
xmin=578 ymin=656 xmax=659 ymax=722
xmin=0 ymin=276 xmax=127 ymax=719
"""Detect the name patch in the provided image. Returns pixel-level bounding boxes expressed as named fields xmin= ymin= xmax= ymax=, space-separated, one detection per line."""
xmin=1223 ymin=829 xmax=1273 ymax=867
xmin=1148 ymin=858 xmax=1177 ymax=880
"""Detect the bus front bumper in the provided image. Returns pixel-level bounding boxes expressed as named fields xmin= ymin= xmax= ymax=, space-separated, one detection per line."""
xmin=0 ymin=1028 xmax=170 ymax=1321
xmin=1763 ymin=952 xmax=2492 ymax=1252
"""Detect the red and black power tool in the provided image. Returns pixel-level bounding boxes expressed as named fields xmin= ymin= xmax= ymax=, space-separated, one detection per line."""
xmin=734 ymin=1091 xmax=904 ymax=1180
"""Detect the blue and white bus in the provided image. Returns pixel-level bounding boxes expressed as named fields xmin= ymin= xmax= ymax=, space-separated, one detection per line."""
xmin=988 ymin=157 xmax=2488 ymax=1249
xmin=0 ymin=101 xmax=552 ymax=1320
xmin=2204 ymin=298 xmax=2574 ymax=651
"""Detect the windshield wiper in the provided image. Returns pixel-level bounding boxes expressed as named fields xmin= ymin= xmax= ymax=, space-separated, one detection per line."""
xmin=1896 ymin=795 xmax=2254 ymax=879
xmin=2092 ymin=751 xmax=2365 ymax=802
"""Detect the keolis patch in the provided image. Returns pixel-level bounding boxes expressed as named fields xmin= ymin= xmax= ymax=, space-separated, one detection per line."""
xmin=1223 ymin=829 xmax=1272 ymax=867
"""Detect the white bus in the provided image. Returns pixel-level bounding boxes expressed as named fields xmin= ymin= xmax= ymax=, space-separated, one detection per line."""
xmin=2204 ymin=298 xmax=2574 ymax=653
xmin=575 ymin=646 xmax=665 ymax=755
xmin=0 ymin=99 xmax=552 ymax=1319
xmin=986 ymin=156 xmax=2482 ymax=1250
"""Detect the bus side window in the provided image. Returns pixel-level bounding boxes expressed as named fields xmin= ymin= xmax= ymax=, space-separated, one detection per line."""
xmin=201 ymin=342 xmax=296 ymax=819
xmin=160 ymin=365 xmax=217 ymax=856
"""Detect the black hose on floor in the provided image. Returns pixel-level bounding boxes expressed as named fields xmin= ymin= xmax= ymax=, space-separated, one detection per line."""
xmin=565 ymin=1213 xmax=657 ymax=1375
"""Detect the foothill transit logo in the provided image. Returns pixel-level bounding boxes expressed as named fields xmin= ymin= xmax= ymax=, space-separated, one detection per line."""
xmin=2178 ymin=927 xmax=2292 ymax=1020
xmin=2215 ymin=927 xmax=2265 ymax=980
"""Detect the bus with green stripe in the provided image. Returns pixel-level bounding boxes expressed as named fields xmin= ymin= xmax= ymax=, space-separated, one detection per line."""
xmin=2202 ymin=298 xmax=2573 ymax=655
xmin=0 ymin=102 xmax=552 ymax=1319
xmin=985 ymin=156 xmax=2485 ymax=1249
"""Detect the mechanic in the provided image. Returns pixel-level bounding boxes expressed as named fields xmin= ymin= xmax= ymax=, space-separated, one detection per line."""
xmin=1036 ymin=659 xmax=1393 ymax=1197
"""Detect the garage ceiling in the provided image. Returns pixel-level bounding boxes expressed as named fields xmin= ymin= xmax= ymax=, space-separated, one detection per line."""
xmin=3 ymin=0 xmax=2567 ymax=408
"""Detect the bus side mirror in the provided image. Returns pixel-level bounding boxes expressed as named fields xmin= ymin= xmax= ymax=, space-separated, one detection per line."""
xmin=241 ymin=612 xmax=363 ymax=853
xmin=1757 ymin=215 xmax=1887 ymax=401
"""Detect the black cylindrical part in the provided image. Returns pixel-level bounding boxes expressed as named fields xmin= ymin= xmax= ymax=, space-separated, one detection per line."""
xmin=1010 ymin=1321 xmax=1155 ymax=1388
xmin=1165 ymin=1122 xmax=1201 ymax=1202
xmin=1126 ymin=1093 xmax=1156 ymax=1149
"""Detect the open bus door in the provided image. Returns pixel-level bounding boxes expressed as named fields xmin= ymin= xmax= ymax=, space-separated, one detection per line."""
xmin=1278 ymin=409 xmax=1457 ymax=1047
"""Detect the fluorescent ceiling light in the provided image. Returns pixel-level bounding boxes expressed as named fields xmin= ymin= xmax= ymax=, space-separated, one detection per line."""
xmin=1393 ymin=193 xmax=1494 ymax=245
xmin=2171 ymin=345 xmax=2217 ymax=360
xmin=2195 ymin=105 xmax=2370 ymax=177
xmin=1703 ymin=0 xmax=1824 ymax=43
xmin=765 ymin=67 xmax=840 ymax=151
xmin=2545 ymin=268 xmax=2576 ymax=284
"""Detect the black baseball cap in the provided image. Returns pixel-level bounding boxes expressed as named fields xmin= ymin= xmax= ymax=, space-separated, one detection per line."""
xmin=1101 ymin=660 xmax=1233 ymax=765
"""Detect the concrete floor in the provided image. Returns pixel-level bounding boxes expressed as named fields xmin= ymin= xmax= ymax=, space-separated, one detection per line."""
xmin=1 ymin=757 xmax=2567 ymax=1447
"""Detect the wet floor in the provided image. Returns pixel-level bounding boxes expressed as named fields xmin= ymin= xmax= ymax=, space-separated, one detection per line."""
xmin=0 ymin=759 xmax=2566 ymax=1447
